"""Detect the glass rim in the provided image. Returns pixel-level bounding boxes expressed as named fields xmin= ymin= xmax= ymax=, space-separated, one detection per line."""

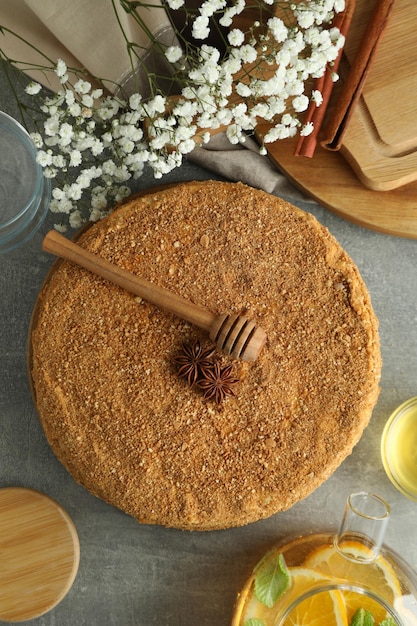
xmin=347 ymin=491 xmax=391 ymax=522
xmin=278 ymin=582 xmax=403 ymax=625
xmin=0 ymin=110 xmax=45 ymax=230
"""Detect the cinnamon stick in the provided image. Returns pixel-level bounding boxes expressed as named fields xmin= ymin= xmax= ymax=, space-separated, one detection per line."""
xmin=321 ymin=0 xmax=396 ymax=151
xmin=294 ymin=0 xmax=356 ymax=158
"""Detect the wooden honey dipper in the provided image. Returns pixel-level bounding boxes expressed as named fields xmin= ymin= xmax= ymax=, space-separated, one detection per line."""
xmin=42 ymin=230 xmax=267 ymax=362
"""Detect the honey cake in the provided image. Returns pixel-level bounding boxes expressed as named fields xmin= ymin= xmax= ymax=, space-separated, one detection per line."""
xmin=30 ymin=181 xmax=381 ymax=530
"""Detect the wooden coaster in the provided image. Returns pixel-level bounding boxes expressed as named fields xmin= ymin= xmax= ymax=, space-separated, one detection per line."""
xmin=0 ymin=487 xmax=80 ymax=622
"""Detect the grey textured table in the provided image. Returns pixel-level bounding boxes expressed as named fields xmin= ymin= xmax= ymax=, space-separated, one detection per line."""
xmin=1 ymin=66 xmax=417 ymax=626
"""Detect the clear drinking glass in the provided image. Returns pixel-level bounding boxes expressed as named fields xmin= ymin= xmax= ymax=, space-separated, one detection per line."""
xmin=335 ymin=491 xmax=390 ymax=563
xmin=0 ymin=111 xmax=50 ymax=253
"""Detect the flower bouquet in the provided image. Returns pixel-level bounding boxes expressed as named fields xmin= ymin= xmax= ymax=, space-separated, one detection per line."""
xmin=0 ymin=0 xmax=346 ymax=228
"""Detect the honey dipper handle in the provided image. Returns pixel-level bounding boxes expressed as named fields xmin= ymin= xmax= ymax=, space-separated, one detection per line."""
xmin=42 ymin=230 xmax=216 ymax=331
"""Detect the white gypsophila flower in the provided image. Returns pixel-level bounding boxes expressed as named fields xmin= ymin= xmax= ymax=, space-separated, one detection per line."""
xmin=129 ymin=93 xmax=142 ymax=111
xmin=267 ymin=17 xmax=288 ymax=43
xmin=25 ymin=82 xmax=42 ymax=95
xmin=30 ymin=132 xmax=43 ymax=148
xmin=236 ymin=44 xmax=257 ymax=64
xmin=311 ymin=89 xmax=323 ymax=106
xmin=300 ymin=121 xmax=314 ymax=136
xmin=112 ymin=185 xmax=131 ymax=202
xmin=178 ymin=139 xmax=196 ymax=154
xmin=36 ymin=149 xmax=53 ymax=167
xmin=58 ymin=122 xmax=73 ymax=146
xmin=90 ymin=139 xmax=104 ymax=156
xmin=292 ymin=94 xmax=309 ymax=112
xmin=117 ymin=136 xmax=135 ymax=154
xmin=67 ymin=183 xmax=83 ymax=200
xmin=54 ymin=223 xmax=68 ymax=233
xmin=282 ymin=112 xmax=299 ymax=127
xmin=295 ymin=10 xmax=316 ymax=29
xmin=52 ymin=187 xmax=66 ymax=200
xmin=74 ymin=79 xmax=92 ymax=95
xmin=225 ymin=123 xmax=244 ymax=144
xmin=173 ymin=99 xmax=198 ymax=119
xmin=91 ymin=89 xmax=103 ymax=100
xmin=91 ymin=187 xmax=108 ymax=209
xmin=44 ymin=116 xmax=60 ymax=137
xmin=235 ymin=82 xmax=252 ymax=99
xmin=69 ymin=209 xmax=84 ymax=228
xmin=96 ymin=99 xmax=120 ymax=121
xmin=335 ymin=0 xmax=345 ymax=11
xmin=227 ymin=29 xmax=245 ymax=47
xmin=55 ymin=59 xmax=67 ymax=78
xmin=64 ymin=90 xmax=75 ymax=105
xmin=145 ymin=94 xmax=167 ymax=117
xmin=89 ymin=207 xmax=105 ymax=222
xmin=192 ymin=15 xmax=210 ymax=40
xmin=263 ymin=123 xmax=295 ymax=143
xmin=49 ymin=195 xmax=73 ymax=214
xmin=81 ymin=94 xmax=94 ymax=108
xmin=200 ymin=0 xmax=227 ymax=17
xmin=68 ymin=102 xmax=82 ymax=117
xmin=52 ymin=154 xmax=66 ymax=168
xmin=165 ymin=46 xmax=183 ymax=63
xmin=121 ymin=110 xmax=141 ymax=126
xmin=266 ymin=96 xmax=286 ymax=116
xmin=166 ymin=0 xmax=184 ymax=8
xmin=248 ymin=101 xmax=266 ymax=119
xmin=42 ymin=166 xmax=58 ymax=178
xmin=219 ymin=0 xmax=245 ymax=26
xmin=75 ymin=135 xmax=95 ymax=151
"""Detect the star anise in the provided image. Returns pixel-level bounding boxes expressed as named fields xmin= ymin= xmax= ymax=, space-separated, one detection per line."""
xmin=197 ymin=361 xmax=239 ymax=405
xmin=174 ymin=339 xmax=214 ymax=386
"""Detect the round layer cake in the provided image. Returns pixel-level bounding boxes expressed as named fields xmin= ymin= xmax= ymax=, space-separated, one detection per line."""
xmin=30 ymin=181 xmax=381 ymax=530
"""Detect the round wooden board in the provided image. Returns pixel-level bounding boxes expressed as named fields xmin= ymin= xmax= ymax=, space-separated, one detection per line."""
xmin=0 ymin=487 xmax=80 ymax=622
xmin=257 ymin=128 xmax=417 ymax=241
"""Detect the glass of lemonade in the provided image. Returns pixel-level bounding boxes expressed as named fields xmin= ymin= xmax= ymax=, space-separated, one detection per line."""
xmin=381 ymin=397 xmax=417 ymax=501
xmin=232 ymin=493 xmax=417 ymax=626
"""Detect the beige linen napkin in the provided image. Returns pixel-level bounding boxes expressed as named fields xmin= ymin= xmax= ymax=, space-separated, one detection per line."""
xmin=0 ymin=0 xmax=176 ymax=94
xmin=0 ymin=0 xmax=81 ymax=91
xmin=188 ymin=132 xmax=310 ymax=201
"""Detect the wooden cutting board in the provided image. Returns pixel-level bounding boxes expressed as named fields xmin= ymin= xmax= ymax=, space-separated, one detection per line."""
xmin=0 ymin=487 xmax=80 ymax=622
xmin=263 ymin=0 xmax=417 ymax=238
xmin=341 ymin=0 xmax=417 ymax=190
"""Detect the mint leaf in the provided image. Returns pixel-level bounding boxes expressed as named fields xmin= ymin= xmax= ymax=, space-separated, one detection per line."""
xmin=379 ymin=620 xmax=397 ymax=626
xmin=254 ymin=553 xmax=290 ymax=608
xmin=350 ymin=608 xmax=375 ymax=626
xmin=244 ymin=619 xmax=267 ymax=626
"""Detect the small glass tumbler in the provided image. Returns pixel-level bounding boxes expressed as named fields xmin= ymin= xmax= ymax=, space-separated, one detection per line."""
xmin=335 ymin=491 xmax=390 ymax=563
xmin=381 ymin=396 xmax=417 ymax=501
xmin=0 ymin=111 xmax=50 ymax=253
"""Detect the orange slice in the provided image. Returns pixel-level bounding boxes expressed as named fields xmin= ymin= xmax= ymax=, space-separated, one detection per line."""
xmin=303 ymin=541 xmax=402 ymax=622
xmin=242 ymin=566 xmax=348 ymax=626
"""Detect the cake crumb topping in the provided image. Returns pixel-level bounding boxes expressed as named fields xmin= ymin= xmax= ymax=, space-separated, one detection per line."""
xmin=30 ymin=181 xmax=381 ymax=530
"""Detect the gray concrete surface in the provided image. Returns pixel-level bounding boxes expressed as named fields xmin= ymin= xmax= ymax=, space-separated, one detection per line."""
xmin=1 ymin=62 xmax=417 ymax=625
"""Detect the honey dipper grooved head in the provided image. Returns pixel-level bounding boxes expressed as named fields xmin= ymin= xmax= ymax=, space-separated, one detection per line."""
xmin=210 ymin=313 xmax=267 ymax=362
